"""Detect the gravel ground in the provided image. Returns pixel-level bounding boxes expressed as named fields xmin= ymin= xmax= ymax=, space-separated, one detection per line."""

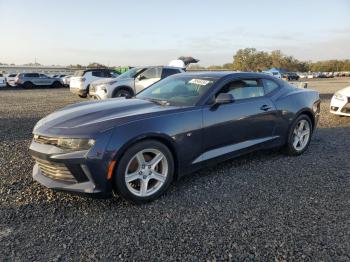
xmin=1 ymin=79 xmax=350 ymax=261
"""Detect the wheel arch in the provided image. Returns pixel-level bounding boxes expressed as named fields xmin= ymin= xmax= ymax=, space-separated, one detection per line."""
xmin=23 ymin=81 xmax=34 ymax=86
xmin=294 ymin=108 xmax=315 ymax=131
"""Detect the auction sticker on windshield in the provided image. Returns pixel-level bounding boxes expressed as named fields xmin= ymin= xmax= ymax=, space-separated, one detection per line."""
xmin=189 ymin=79 xmax=212 ymax=85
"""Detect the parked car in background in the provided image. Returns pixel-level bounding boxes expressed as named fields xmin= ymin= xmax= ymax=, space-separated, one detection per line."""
xmin=5 ymin=74 xmax=18 ymax=86
xmin=330 ymin=86 xmax=350 ymax=116
xmin=30 ymin=72 xmax=320 ymax=203
xmin=262 ymin=71 xmax=282 ymax=79
xmin=297 ymin=73 xmax=307 ymax=79
xmin=14 ymin=73 xmax=62 ymax=88
xmin=89 ymin=66 xmax=184 ymax=99
xmin=0 ymin=74 xmax=6 ymax=87
xmin=282 ymin=72 xmax=300 ymax=81
xmin=62 ymin=75 xmax=72 ymax=87
xmin=70 ymin=69 xmax=118 ymax=98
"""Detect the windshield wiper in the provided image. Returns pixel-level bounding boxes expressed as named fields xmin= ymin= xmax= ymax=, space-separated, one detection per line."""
xmin=147 ymin=99 xmax=170 ymax=106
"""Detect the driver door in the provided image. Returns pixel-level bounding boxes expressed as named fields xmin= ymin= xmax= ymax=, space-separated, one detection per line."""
xmin=134 ymin=67 xmax=162 ymax=93
xmin=200 ymin=78 xmax=279 ymax=162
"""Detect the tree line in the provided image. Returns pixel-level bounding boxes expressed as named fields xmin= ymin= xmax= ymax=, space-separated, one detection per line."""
xmin=190 ymin=48 xmax=350 ymax=72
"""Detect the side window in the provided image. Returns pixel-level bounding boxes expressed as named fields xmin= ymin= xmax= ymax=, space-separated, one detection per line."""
xmin=139 ymin=67 xmax=162 ymax=80
xmin=104 ymin=71 xmax=114 ymax=77
xmin=217 ymin=79 xmax=264 ymax=100
xmin=161 ymin=69 xmax=180 ymax=79
xmin=27 ymin=73 xmax=39 ymax=78
xmin=263 ymin=79 xmax=279 ymax=94
xmin=92 ymin=71 xmax=103 ymax=77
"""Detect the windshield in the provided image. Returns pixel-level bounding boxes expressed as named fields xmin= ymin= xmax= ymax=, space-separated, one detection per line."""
xmin=136 ymin=75 xmax=216 ymax=106
xmin=117 ymin=68 xmax=143 ymax=80
xmin=74 ymin=70 xmax=86 ymax=77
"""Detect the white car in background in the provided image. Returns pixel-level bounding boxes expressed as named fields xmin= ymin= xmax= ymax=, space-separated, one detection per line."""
xmin=70 ymin=69 xmax=118 ymax=98
xmin=262 ymin=71 xmax=282 ymax=79
xmin=5 ymin=73 xmax=17 ymax=86
xmin=62 ymin=75 xmax=72 ymax=87
xmin=330 ymin=86 xmax=350 ymax=116
xmin=89 ymin=66 xmax=184 ymax=99
xmin=0 ymin=74 xmax=6 ymax=87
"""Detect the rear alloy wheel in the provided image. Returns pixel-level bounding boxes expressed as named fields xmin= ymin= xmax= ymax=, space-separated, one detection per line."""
xmin=23 ymin=82 xmax=34 ymax=89
xmin=285 ymin=114 xmax=312 ymax=156
xmin=114 ymin=140 xmax=174 ymax=204
xmin=113 ymin=89 xmax=132 ymax=98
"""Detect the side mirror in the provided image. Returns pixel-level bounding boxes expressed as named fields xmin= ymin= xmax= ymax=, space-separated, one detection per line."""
xmin=215 ymin=93 xmax=234 ymax=104
xmin=137 ymin=75 xmax=146 ymax=81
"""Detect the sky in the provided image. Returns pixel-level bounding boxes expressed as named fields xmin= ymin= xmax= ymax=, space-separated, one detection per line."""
xmin=0 ymin=0 xmax=349 ymax=66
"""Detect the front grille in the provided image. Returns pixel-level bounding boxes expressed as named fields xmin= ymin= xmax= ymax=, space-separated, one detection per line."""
xmin=34 ymin=135 xmax=59 ymax=146
xmin=34 ymin=157 xmax=76 ymax=183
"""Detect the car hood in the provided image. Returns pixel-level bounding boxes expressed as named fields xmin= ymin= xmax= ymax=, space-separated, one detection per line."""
xmin=92 ymin=77 xmax=134 ymax=86
xmin=336 ymin=86 xmax=350 ymax=96
xmin=91 ymin=77 xmax=116 ymax=85
xmin=33 ymin=98 xmax=180 ymax=137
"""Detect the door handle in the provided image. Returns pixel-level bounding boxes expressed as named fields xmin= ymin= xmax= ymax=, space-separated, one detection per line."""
xmin=260 ymin=104 xmax=272 ymax=111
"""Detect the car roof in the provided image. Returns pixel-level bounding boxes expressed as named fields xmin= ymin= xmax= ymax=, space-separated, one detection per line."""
xmin=178 ymin=71 xmax=278 ymax=79
xmin=134 ymin=66 xmax=184 ymax=70
xmin=79 ymin=68 xmax=113 ymax=73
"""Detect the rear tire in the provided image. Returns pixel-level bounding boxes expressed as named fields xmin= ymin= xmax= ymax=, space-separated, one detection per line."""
xmin=78 ymin=85 xmax=89 ymax=98
xmin=113 ymin=140 xmax=174 ymax=204
xmin=23 ymin=82 xmax=34 ymax=89
xmin=284 ymin=114 xmax=312 ymax=156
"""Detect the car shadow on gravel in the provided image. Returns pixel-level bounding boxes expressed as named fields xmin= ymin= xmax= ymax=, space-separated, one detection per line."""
xmin=170 ymin=125 xmax=350 ymax=198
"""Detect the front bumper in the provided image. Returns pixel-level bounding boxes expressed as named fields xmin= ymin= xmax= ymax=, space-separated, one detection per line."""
xmin=89 ymin=86 xmax=110 ymax=100
xmin=29 ymin=140 xmax=113 ymax=197
xmin=330 ymin=96 xmax=350 ymax=116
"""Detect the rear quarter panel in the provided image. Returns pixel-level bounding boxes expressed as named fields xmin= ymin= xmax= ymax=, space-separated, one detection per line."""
xmin=271 ymin=86 xmax=320 ymax=139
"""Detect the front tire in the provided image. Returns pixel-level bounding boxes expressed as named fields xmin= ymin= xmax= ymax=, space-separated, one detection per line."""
xmin=284 ymin=114 xmax=312 ymax=156
xmin=113 ymin=140 xmax=174 ymax=204
xmin=113 ymin=88 xmax=133 ymax=98
xmin=51 ymin=81 xmax=62 ymax=88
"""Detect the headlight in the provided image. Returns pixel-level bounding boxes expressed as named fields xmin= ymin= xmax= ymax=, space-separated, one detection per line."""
xmin=334 ymin=93 xmax=346 ymax=101
xmin=57 ymin=138 xmax=95 ymax=150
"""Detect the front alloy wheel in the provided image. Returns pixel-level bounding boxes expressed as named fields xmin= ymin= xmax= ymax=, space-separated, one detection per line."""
xmin=113 ymin=140 xmax=174 ymax=204
xmin=125 ymin=149 xmax=168 ymax=197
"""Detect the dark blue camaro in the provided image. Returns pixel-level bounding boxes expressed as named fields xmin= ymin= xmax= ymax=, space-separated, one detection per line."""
xmin=30 ymin=72 xmax=320 ymax=203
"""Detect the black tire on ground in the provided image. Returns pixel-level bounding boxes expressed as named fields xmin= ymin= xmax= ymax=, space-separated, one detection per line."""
xmin=78 ymin=85 xmax=89 ymax=98
xmin=284 ymin=114 xmax=313 ymax=156
xmin=113 ymin=88 xmax=133 ymax=98
xmin=23 ymin=82 xmax=34 ymax=89
xmin=51 ymin=81 xmax=62 ymax=88
xmin=113 ymin=140 xmax=174 ymax=204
